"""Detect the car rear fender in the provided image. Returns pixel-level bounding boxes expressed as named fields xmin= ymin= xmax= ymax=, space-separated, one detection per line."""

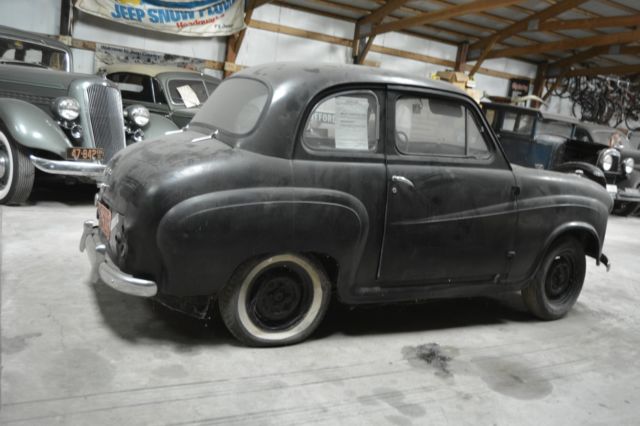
xmin=156 ymin=187 xmax=369 ymax=297
xmin=0 ymin=98 xmax=71 ymax=157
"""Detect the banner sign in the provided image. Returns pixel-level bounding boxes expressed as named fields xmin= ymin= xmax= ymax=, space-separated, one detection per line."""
xmin=76 ymin=0 xmax=245 ymax=37
xmin=94 ymin=44 xmax=209 ymax=73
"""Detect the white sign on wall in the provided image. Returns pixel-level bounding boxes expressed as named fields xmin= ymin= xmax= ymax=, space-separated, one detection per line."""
xmin=76 ymin=0 xmax=245 ymax=37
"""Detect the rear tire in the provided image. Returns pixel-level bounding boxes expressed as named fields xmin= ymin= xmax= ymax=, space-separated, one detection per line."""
xmin=219 ymin=253 xmax=331 ymax=347
xmin=0 ymin=129 xmax=34 ymax=205
xmin=522 ymin=237 xmax=586 ymax=320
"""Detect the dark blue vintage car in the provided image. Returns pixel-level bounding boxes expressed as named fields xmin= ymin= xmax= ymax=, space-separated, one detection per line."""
xmin=79 ymin=63 xmax=612 ymax=346
xmin=482 ymin=102 xmax=640 ymax=215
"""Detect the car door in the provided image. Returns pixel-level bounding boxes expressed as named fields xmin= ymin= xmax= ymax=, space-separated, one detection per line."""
xmin=497 ymin=110 xmax=536 ymax=167
xmin=292 ymin=88 xmax=388 ymax=287
xmin=378 ymin=88 xmax=519 ymax=285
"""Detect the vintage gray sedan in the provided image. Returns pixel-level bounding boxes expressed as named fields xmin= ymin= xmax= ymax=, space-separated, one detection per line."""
xmin=105 ymin=64 xmax=220 ymax=128
xmin=81 ymin=63 xmax=612 ymax=347
xmin=0 ymin=25 xmax=178 ymax=204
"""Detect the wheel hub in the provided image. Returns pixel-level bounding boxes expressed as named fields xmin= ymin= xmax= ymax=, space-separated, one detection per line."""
xmin=0 ymin=149 xmax=7 ymax=181
xmin=546 ymin=255 xmax=574 ymax=300
xmin=247 ymin=263 xmax=313 ymax=331
xmin=255 ymin=277 xmax=302 ymax=321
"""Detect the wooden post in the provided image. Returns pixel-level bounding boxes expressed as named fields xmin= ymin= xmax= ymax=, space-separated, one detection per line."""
xmin=59 ymin=0 xmax=73 ymax=36
xmin=455 ymin=42 xmax=469 ymax=72
xmin=531 ymin=62 xmax=548 ymax=109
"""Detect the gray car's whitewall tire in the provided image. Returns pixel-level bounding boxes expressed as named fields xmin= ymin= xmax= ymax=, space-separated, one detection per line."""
xmin=0 ymin=129 xmax=34 ymax=205
xmin=219 ymin=253 xmax=331 ymax=347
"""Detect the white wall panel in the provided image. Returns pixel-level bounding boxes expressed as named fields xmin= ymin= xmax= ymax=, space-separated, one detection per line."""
xmin=0 ymin=0 xmax=60 ymax=35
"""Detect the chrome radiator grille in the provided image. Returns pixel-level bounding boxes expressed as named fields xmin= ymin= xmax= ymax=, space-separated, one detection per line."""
xmin=86 ymin=84 xmax=125 ymax=162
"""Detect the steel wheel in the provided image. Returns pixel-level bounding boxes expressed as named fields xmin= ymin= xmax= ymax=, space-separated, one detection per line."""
xmin=522 ymin=237 xmax=586 ymax=320
xmin=219 ymin=253 xmax=331 ymax=346
xmin=0 ymin=129 xmax=34 ymax=205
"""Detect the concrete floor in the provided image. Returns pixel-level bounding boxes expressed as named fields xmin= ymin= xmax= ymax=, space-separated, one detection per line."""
xmin=1 ymin=182 xmax=639 ymax=425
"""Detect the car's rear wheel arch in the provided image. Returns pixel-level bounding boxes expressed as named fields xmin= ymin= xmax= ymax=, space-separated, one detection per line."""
xmin=542 ymin=223 xmax=600 ymax=264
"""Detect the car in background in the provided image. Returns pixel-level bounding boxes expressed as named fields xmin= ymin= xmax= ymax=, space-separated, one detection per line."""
xmin=104 ymin=65 xmax=221 ymax=128
xmin=586 ymin=125 xmax=640 ymax=215
xmin=482 ymin=102 xmax=640 ymax=215
xmin=0 ymin=25 xmax=178 ymax=205
xmin=81 ymin=63 xmax=611 ymax=347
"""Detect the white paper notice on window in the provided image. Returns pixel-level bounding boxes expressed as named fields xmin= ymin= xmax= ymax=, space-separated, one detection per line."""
xmin=176 ymin=85 xmax=201 ymax=108
xmin=335 ymin=97 xmax=369 ymax=150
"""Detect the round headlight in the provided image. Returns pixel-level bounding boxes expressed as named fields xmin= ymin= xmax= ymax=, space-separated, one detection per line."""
xmin=624 ymin=158 xmax=635 ymax=175
xmin=125 ymin=105 xmax=150 ymax=128
xmin=602 ymin=154 xmax=613 ymax=171
xmin=53 ymin=97 xmax=80 ymax=121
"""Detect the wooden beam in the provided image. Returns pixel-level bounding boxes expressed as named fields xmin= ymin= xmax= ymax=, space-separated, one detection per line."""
xmin=59 ymin=0 xmax=73 ymax=36
xmin=371 ymin=0 xmax=526 ymax=36
xmin=353 ymin=0 xmax=410 ymax=64
xmin=531 ymin=62 xmax=547 ymax=108
xmin=563 ymin=64 xmax=640 ymax=77
xmin=467 ymin=0 xmax=588 ymax=75
xmin=359 ymin=0 xmax=411 ymax=25
xmin=224 ymin=0 xmax=272 ymax=77
xmin=469 ymin=0 xmax=588 ymax=55
xmin=539 ymin=14 xmax=640 ymax=32
xmin=248 ymin=19 xmax=532 ymax=81
xmin=546 ymin=45 xmax=627 ymax=77
xmin=487 ymin=29 xmax=640 ymax=59
xmin=455 ymin=42 xmax=469 ymax=72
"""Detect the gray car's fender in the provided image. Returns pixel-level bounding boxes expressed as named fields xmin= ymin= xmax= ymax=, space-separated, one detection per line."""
xmin=144 ymin=113 xmax=179 ymax=141
xmin=0 ymin=98 xmax=71 ymax=157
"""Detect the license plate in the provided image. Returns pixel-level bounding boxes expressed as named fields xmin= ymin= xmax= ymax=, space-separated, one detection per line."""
xmin=97 ymin=202 xmax=112 ymax=240
xmin=67 ymin=147 xmax=104 ymax=161
xmin=606 ymin=184 xmax=618 ymax=194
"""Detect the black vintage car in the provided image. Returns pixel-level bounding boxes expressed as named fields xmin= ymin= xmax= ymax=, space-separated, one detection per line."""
xmin=80 ymin=63 xmax=612 ymax=347
xmin=482 ymin=102 xmax=640 ymax=213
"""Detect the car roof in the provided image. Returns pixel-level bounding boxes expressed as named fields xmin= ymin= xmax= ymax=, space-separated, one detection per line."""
xmin=482 ymin=101 xmax=588 ymax=125
xmin=207 ymin=62 xmax=469 ymax=159
xmin=233 ymin=62 xmax=467 ymax=96
xmin=0 ymin=25 xmax=70 ymax=53
xmin=105 ymin=64 xmax=204 ymax=77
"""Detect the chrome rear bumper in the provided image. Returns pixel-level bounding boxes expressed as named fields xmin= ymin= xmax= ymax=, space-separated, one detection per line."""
xmin=80 ymin=220 xmax=157 ymax=297
xmin=31 ymin=155 xmax=106 ymax=179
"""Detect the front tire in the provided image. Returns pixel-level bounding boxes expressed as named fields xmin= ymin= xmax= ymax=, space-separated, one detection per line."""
xmin=0 ymin=129 xmax=35 ymax=205
xmin=522 ymin=237 xmax=586 ymax=320
xmin=219 ymin=253 xmax=331 ymax=347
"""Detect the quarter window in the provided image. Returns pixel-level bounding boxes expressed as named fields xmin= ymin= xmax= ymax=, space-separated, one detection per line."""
xmin=395 ymin=97 xmax=491 ymax=159
xmin=303 ymin=92 xmax=378 ymax=152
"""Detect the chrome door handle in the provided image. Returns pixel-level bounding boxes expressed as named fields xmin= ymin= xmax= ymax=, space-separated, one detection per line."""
xmin=391 ymin=175 xmax=415 ymax=189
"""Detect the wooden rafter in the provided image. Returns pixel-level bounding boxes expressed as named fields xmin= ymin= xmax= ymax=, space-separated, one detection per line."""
xmin=371 ymin=0 xmax=526 ymax=36
xmin=487 ymin=29 xmax=640 ymax=59
xmin=224 ymin=0 xmax=273 ymax=77
xmin=467 ymin=0 xmax=588 ymax=75
xmin=564 ymin=64 xmax=640 ymax=77
xmin=540 ymin=14 xmax=640 ymax=32
xmin=547 ymin=44 xmax=640 ymax=77
xmin=353 ymin=0 xmax=410 ymax=64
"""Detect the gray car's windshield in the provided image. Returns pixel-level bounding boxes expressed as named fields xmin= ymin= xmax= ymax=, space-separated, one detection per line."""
xmin=192 ymin=77 xmax=269 ymax=135
xmin=0 ymin=37 xmax=69 ymax=71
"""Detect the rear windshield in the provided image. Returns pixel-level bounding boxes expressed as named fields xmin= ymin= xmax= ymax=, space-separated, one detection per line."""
xmin=192 ymin=77 xmax=269 ymax=135
xmin=536 ymin=119 xmax=572 ymax=138
xmin=0 ymin=37 xmax=70 ymax=71
xmin=167 ymin=79 xmax=209 ymax=107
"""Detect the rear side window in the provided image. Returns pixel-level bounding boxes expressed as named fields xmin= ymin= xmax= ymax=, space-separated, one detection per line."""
xmin=501 ymin=111 xmax=534 ymax=135
xmin=108 ymin=73 xmax=155 ymax=103
xmin=395 ymin=97 xmax=491 ymax=159
xmin=303 ymin=91 xmax=379 ymax=152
